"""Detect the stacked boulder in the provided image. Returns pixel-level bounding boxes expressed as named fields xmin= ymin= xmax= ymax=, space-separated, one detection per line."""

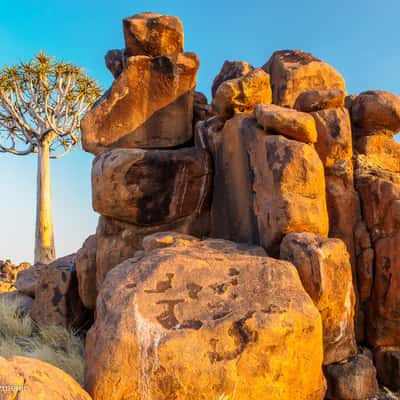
xmin=78 ymin=12 xmax=213 ymax=309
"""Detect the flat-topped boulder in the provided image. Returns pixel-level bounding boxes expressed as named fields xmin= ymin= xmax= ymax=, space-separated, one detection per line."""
xmin=263 ymin=50 xmax=346 ymax=108
xmin=254 ymin=103 xmax=318 ymax=143
xmin=86 ymin=233 xmax=326 ymax=400
xmin=123 ymin=12 xmax=184 ymax=57
xmin=212 ymin=69 xmax=272 ymax=121
xmin=82 ymin=52 xmax=199 ymax=154
xmin=350 ymin=90 xmax=400 ymax=136
xmin=92 ymin=147 xmax=212 ymax=226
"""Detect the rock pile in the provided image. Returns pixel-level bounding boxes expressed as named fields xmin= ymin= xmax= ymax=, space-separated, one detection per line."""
xmin=9 ymin=11 xmax=400 ymax=400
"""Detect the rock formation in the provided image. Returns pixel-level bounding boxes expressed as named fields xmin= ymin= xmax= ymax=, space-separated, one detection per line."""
xmin=9 ymin=10 xmax=400 ymax=400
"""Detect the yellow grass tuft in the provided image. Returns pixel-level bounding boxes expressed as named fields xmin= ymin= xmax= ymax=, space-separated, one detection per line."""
xmin=0 ymin=297 xmax=85 ymax=385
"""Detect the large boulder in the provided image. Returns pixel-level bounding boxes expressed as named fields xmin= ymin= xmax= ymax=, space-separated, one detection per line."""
xmin=86 ymin=233 xmax=326 ymax=400
xmin=280 ymin=232 xmax=357 ymax=364
xmin=254 ymin=103 xmax=318 ymax=143
xmin=95 ymin=213 xmax=210 ymax=290
xmin=211 ymin=60 xmax=254 ymax=97
xmin=263 ymin=50 xmax=346 ymax=108
xmin=81 ymin=52 xmax=199 ymax=154
xmin=92 ymin=147 xmax=212 ymax=226
xmin=123 ymin=12 xmax=184 ymax=57
xmin=76 ymin=235 xmax=97 ymax=310
xmin=30 ymin=254 xmax=91 ymax=329
xmin=0 ymin=356 xmax=92 ymax=399
xmin=350 ymin=90 xmax=400 ymax=137
xmin=199 ymin=113 xmax=328 ymax=254
xmin=212 ymin=69 xmax=272 ymax=120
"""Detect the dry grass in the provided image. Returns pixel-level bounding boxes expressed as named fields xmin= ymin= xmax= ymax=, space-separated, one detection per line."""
xmin=0 ymin=297 xmax=85 ymax=385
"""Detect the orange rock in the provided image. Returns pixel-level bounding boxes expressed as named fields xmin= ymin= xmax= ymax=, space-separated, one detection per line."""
xmin=81 ymin=53 xmax=199 ymax=154
xmin=248 ymin=129 xmax=328 ymax=253
xmin=31 ymin=254 xmax=91 ymax=329
xmin=350 ymin=90 xmax=400 ymax=137
xmin=92 ymin=147 xmax=212 ymax=226
xmin=355 ymin=134 xmax=400 ymax=172
xmin=254 ymin=103 xmax=318 ymax=143
xmin=212 ymin=69 xmax=272 ymax=121
xmin=76 ymin=235 xmax=97 ymax=310
xmin=311 ymin=107 xmax=352 ymax=166
xmin=280 ymin=232 xmax=357 ymax=364
xmin=263 ymin=50 xmax=346 ymax=108
xmin=0 ymin=356 xmax=92 ymax=399
xmin=294 ymin=89 xmax=345 ymax=112
xmin=324 ymin=160 xmax=361 ymax=278
xmin=86 ymin=233 xmax=326 ymax=400
xmin=123 ymin=12 xmax=184 ymax=57
xmin=211 ymin=60 xmax=254 ymax=97
xmin=95 ymin=214 xmax=210 ymax=290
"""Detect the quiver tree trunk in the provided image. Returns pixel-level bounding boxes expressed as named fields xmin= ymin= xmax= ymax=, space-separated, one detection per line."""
xmin=34 ymin=133 xmax=56 ymax=264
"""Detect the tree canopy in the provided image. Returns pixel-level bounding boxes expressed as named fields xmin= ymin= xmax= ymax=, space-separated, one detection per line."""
xmin=0 ymin=51 xmax=101 ymax=158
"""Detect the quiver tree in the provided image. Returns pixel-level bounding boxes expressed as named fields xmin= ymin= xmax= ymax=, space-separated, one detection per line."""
xmin=0 ymin=52 xmax=101 ymax=264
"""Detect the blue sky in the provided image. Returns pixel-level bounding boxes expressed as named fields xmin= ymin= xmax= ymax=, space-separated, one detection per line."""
xmin=1 ymin=0 xmax=399 ymax=262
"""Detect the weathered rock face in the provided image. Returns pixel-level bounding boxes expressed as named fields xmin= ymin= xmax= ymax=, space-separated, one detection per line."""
xmin=0 ymin=356 xmax=92 ymax=400
xmin=31 ymin=254 xmax=91 ymax=329
xmin=211 ymin=60 xmax=254 ymax=97
xmin=0 ymin=291 xmax=34 ymax=314
xmin=76 ymin=235 xmax=97 ymax=310
xmin=263 ymin=50 xmax=346 ymax=108
xmin=248 ymin=127 xmax=328 ymax=254
xmin=81 ymin=52 xmax=199 ymax=154
xmin=95 ymin=213 xmax=210 ymax=290
xmin=280 ymin=232 xmax=357 ymax=364
xmin=123 ymin=12 xmax=184 ymax=57
xmin=92 ymin=147 xmax=212 ymax=226
xmin=374 ymin=347 xmax=400 ymax=391
xmin=294 ymin=89 xmax=345 ymax=113
xmin=199 ymin=113 xmax=328 ymax=255
xmin=350 ymin=90 xmax=400 ymax=137
xmin=14 ymin=263 xmax=45 ymax=297
xmin=324 ymin=354 xmax=379 ymax=400
xmin=254 ymin=103 xmax=318 ymax=143
xmin=311 ymin=107 xmax=360 ymax=271
xmin=355 ymin=146 xmax=400 ymax=346
xmin=311 ymin=107 xmax=352 ymax=167
xmin=212 ymin=69 xmax=272 ymax=120
xmin=86 ymin=233 xmax=326 ymax=400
